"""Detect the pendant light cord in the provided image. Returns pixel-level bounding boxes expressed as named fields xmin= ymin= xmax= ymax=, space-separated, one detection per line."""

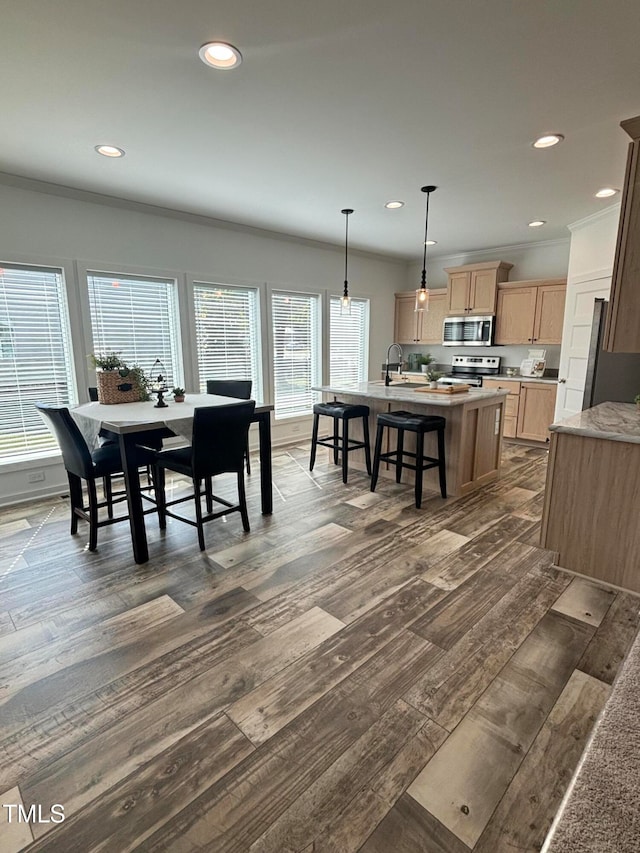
xmin=421 ymin=190 xmax=430 ymax=287
xmin=341 ymin=208 xmax=353 ymax=298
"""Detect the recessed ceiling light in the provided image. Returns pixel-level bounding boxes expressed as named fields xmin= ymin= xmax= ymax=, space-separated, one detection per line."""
xmin=594 ymin=187 xmax=619 ymax=198
xmin=425 ymin=240 xmax=437 ymax=246
xmin=95 ymin=145 xmax=125 ymax=158
xmin=385 ymin=201 xmax=404 ymax=209
xmin=532 ymin=134 xmax=564 ymax=149
xmin=199 ymin=42 xmax=242 ymax=69
xmin=528 ymin=220 xmax=546 ymax=227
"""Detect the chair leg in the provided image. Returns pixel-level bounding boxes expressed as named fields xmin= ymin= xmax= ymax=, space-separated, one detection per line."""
xmin=342 ymin=417 xmax=349 ymax=484
xmin=395 ymin=428 xmax=404 ymax=484
xmin=245 ymin=441 xmax=251 ymax=475
xmin=370 ymin=423 xmax=384 ymax=492
xmin=154 ymin=465 xmax=166 ymax=529
xmin=88 ymin=479 xmax=99 ymax=551
xmin=309 ymin=413 xmax=320 ymax=471
xmin=205 ymin=477 xmax=213 ymax=513
xmin=362 ymin=414 xmax=372 ymax=476
xmin=104 ymin=475 xmax=114 ymax=519
xmin=437 ymin=426 xmax=447 ymax=498
xmin=414 ymin=430 xmax=424 ymax=509
xmin=238 ymin=471 xmax=250 ymax=532
xmin=332 ymin=417 xmax=339 ymax=466
xmin=68 ymin=473 xmax=83 ymax=535
xmin=194 ymin=477 xmax=206 ymax=551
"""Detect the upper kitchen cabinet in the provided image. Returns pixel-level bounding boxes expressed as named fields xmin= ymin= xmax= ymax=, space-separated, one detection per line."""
xmin=495 ymin=279 xmax=566 ymax=345
xmin=394 ymin=290 xmax=447 ymax=344
xmin=443 ymin=261 xmax=513 ymax=315
xmin=604 ymin=114 xmax=640 ymax=353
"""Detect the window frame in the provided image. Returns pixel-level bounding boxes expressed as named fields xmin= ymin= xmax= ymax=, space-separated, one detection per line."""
xmin=329 ymin=294 xmax=370 ymax=386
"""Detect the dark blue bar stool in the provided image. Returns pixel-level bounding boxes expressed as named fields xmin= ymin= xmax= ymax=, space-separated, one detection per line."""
xmin=370 ymin=410 xmax=447 ymax=508
xmin=309 ymin=401 xmax=371 ymax=484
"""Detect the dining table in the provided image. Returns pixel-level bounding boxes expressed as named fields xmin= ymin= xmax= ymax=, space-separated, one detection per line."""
xmin=71 ymin=393 xmax=274 ymax=564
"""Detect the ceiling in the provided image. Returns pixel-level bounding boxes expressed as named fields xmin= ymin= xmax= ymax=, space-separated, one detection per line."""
xmin=1 ymin=0 xmax=639 ymax=260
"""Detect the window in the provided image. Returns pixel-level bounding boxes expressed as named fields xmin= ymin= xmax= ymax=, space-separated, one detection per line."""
xmin=330 ymin=296 xmax=369 ymax=385
xmin=0 ymin=263 xmax=75 ymax=461
xmin=272 ymin=291 xmax=321 ymax=419
xmin=193 ymin=283 xmax=263 ymax=401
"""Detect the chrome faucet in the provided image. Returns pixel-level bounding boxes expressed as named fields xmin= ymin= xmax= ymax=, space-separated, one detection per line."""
xmin=385 ymin=343 xmax=403 ymax=386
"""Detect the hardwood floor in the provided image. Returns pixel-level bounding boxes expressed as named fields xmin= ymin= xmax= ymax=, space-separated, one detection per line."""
xmin=0 ymin=442 xmax=638 ymax=852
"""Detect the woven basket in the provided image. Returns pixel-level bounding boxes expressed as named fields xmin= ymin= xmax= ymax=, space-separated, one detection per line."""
xmin=96 ymin=370 xmax=142 ymax=405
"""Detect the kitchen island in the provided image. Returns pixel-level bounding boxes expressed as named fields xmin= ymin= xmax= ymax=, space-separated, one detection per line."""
xmin=313 ymin=382 xmax=509 ymax=496
xmin=541 ymin=401 xmax=640 ymax=593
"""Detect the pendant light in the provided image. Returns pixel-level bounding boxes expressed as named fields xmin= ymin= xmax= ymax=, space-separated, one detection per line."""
xmin=415 ymin=185 xmax=437 ymax=312
xmin=340 ymin=208 xmax=354 ymax=316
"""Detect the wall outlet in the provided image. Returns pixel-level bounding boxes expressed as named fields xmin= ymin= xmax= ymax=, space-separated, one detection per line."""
xmin=28 ymin=470 xmax=46 ymax=483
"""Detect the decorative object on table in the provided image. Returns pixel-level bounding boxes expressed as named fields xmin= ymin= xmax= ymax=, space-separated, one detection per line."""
xmin=414 ymin=185 xmax=437 ymax=313
xmin=419 ymin=353 xmax=435 ymax=373
xmin=89 ymin=352 xmax=149 ymax=404
xmin=520 ymin=348 xmax=547 ymax=377
xmin=172 ymin=387 xmax=186 ymax=403
xmin=150 ymin=358 xmax=169 ymax=408
xmin=407 ymin=353 xmax=422 ymax=372
xmin=339 ymin=207 xmax=354 ymax=316
xmin=505 ymin=367 xmax=518 ymax=377
xmin=426 ymin=369 xmax=444 ymax=388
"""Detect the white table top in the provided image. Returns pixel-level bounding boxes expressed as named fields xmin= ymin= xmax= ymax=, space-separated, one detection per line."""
xmin=72 ymin=394 xmax=273 ymax=446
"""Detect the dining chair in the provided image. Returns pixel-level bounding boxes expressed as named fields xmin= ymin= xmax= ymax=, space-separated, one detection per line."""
xmin=154 ymin=401 xmax=256 ymax=551
xmin=206 ymin=379 xmax=253 ymax=474
xmin=35 ymin=403 xmax=161 ymax=551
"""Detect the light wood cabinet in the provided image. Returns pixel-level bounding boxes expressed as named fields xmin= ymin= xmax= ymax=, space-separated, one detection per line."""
xmin=604 ymin=115 xmax=640 ymax=353
xmin=483 ymin=378 xmax=556 ymax=442
xmin=394 ymin=290 xmax=447 ymax=345
xmin=516 ymin=382 xmax=557 ymax=442
xmin=443 ymin=261 xmax=513 ymax=316
xmin=495 ymin=279 xmax=566 ymax=345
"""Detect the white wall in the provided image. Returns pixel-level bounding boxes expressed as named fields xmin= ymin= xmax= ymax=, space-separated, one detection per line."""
xmin=0 ymin=178 xmax=406 ymax=504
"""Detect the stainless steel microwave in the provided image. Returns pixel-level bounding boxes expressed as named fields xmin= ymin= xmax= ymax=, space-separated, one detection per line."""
xmin=443 ymin=315 xmax=495 ymax=347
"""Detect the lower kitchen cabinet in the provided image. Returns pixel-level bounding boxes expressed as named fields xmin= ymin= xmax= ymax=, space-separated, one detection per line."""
xmin=483 ymin=379 xmax=557 ymax=443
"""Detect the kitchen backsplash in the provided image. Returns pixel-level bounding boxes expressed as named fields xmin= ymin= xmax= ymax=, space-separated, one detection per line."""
xmin=400 ymin=343 xmax=561 ymax=372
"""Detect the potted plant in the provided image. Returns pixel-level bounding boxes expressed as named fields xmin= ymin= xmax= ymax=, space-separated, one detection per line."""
xmin=426 ymin=369 xmax=444 ymax=389
xmin=89 ymin=353 xmax=150 ymax=403
xmin=419 ymin=353 xmax=435 ymax=374
xmin=172 ymin=387 xmax=186 ymax=403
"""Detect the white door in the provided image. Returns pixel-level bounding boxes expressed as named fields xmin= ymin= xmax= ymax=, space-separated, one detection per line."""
xmin=555 ymin=273 xmax=611 ymax=421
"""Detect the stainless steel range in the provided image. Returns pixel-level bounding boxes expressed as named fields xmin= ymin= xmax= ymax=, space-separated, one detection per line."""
xmin=439 ymin=355 xmax=501 ymax=387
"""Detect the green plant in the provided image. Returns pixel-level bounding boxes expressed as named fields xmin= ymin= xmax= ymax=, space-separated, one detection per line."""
xmin=89 ymin=351 xmax=125 ymax=371
xmin=427 ymin=369 xmax=443 ymax=382
xmin=419 ymin=353 xmax=435 ymax=367
xmin=635 ymin=393 xmax=640 ymax=405
xmin=172 ymin=387 xmax=186 ymax=397
xmin=129 ymin=365 xmax=151 ymax=402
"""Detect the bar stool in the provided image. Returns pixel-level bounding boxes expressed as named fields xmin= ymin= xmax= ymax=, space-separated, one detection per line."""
xmin=371 ymin=410 xmax=447 ymax=508
xmin=309 ymin=401 xmax=371 ymax=484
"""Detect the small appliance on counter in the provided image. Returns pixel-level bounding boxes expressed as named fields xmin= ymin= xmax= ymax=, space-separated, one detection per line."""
xmin=439 ymin=355 xmax=501 ymax=387
xmin=519 ymin=348 xmax=547 ymax=378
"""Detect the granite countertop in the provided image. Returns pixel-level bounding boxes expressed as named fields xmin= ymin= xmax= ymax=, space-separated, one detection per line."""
xmin=550 ymin=402 xmax=640 ymax=444
xmin=313 ymin=382 xmax=509 ymax=408
xmin=491 ymin=373 xmax=559 ymax=385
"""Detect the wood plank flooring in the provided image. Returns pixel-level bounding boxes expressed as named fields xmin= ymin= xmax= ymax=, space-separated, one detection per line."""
xmin=0 ymin=441 xmax=638 ymax=852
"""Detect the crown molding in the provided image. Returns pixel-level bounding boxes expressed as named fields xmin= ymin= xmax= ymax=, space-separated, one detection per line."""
xmin=427 ymin=237 xmax=570 ymax=265
xmin=0 ymin=170 xmax=405 ymax=266
xmin=567 ymin=203 xmax=621 ymax=232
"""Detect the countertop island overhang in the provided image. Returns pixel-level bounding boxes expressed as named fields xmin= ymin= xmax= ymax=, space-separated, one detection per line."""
xmin=312 ymin=382 xmax=509 ymax=497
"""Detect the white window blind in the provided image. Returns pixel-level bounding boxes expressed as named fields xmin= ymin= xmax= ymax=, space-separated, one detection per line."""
xmin=87 ymin=272 xmax=181 ymax=388
xmin=194 ymin=283 xmax=263 ymax=401
xmin=330 ymin=297 xmax=370 ymax=385
xmin=272 ymin=291 xmax=321 ymax=419
xmin=0 ymin=263 xmax=75 ymax=461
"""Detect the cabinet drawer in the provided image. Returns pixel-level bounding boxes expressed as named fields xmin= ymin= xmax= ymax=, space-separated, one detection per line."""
xmin=503 ymin=416 xmax=517 ymax=438
xmin=483 ymin=379 xmax=521 ymax=395
xmin=504 ymin=395 xmax=519 ymax=418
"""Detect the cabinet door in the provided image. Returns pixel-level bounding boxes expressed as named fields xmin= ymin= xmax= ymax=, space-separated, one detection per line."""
xmin=533 ymin=284 xmax=566 ymax=344
xmin=495 ymin=287 xmax=537 ymax=344
xmin=447 ymin=272 xmax=471 ymax=314
xmin=468 ymin=269 xmax=498 ymax=314
xmin=516 ymin=383 xmax=557 ymax=442
xmin=394 ymin=294 xmax=419 ymax=344
xmin=419 ymin=291 xmax=447 ymax=343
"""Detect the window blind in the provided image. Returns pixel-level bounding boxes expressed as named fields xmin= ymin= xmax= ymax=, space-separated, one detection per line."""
xmin=330 ymin=297 xmax=370 ymax=385
xmin=0 ymin=263 xmax=75 ymax=460
xmin=87 ymin=272 xmax=181 ymax=388
xmin=272 ymin=291 xmax=321 ymax=419
xmin=194 ymin=283 xmax=263 ymax=401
